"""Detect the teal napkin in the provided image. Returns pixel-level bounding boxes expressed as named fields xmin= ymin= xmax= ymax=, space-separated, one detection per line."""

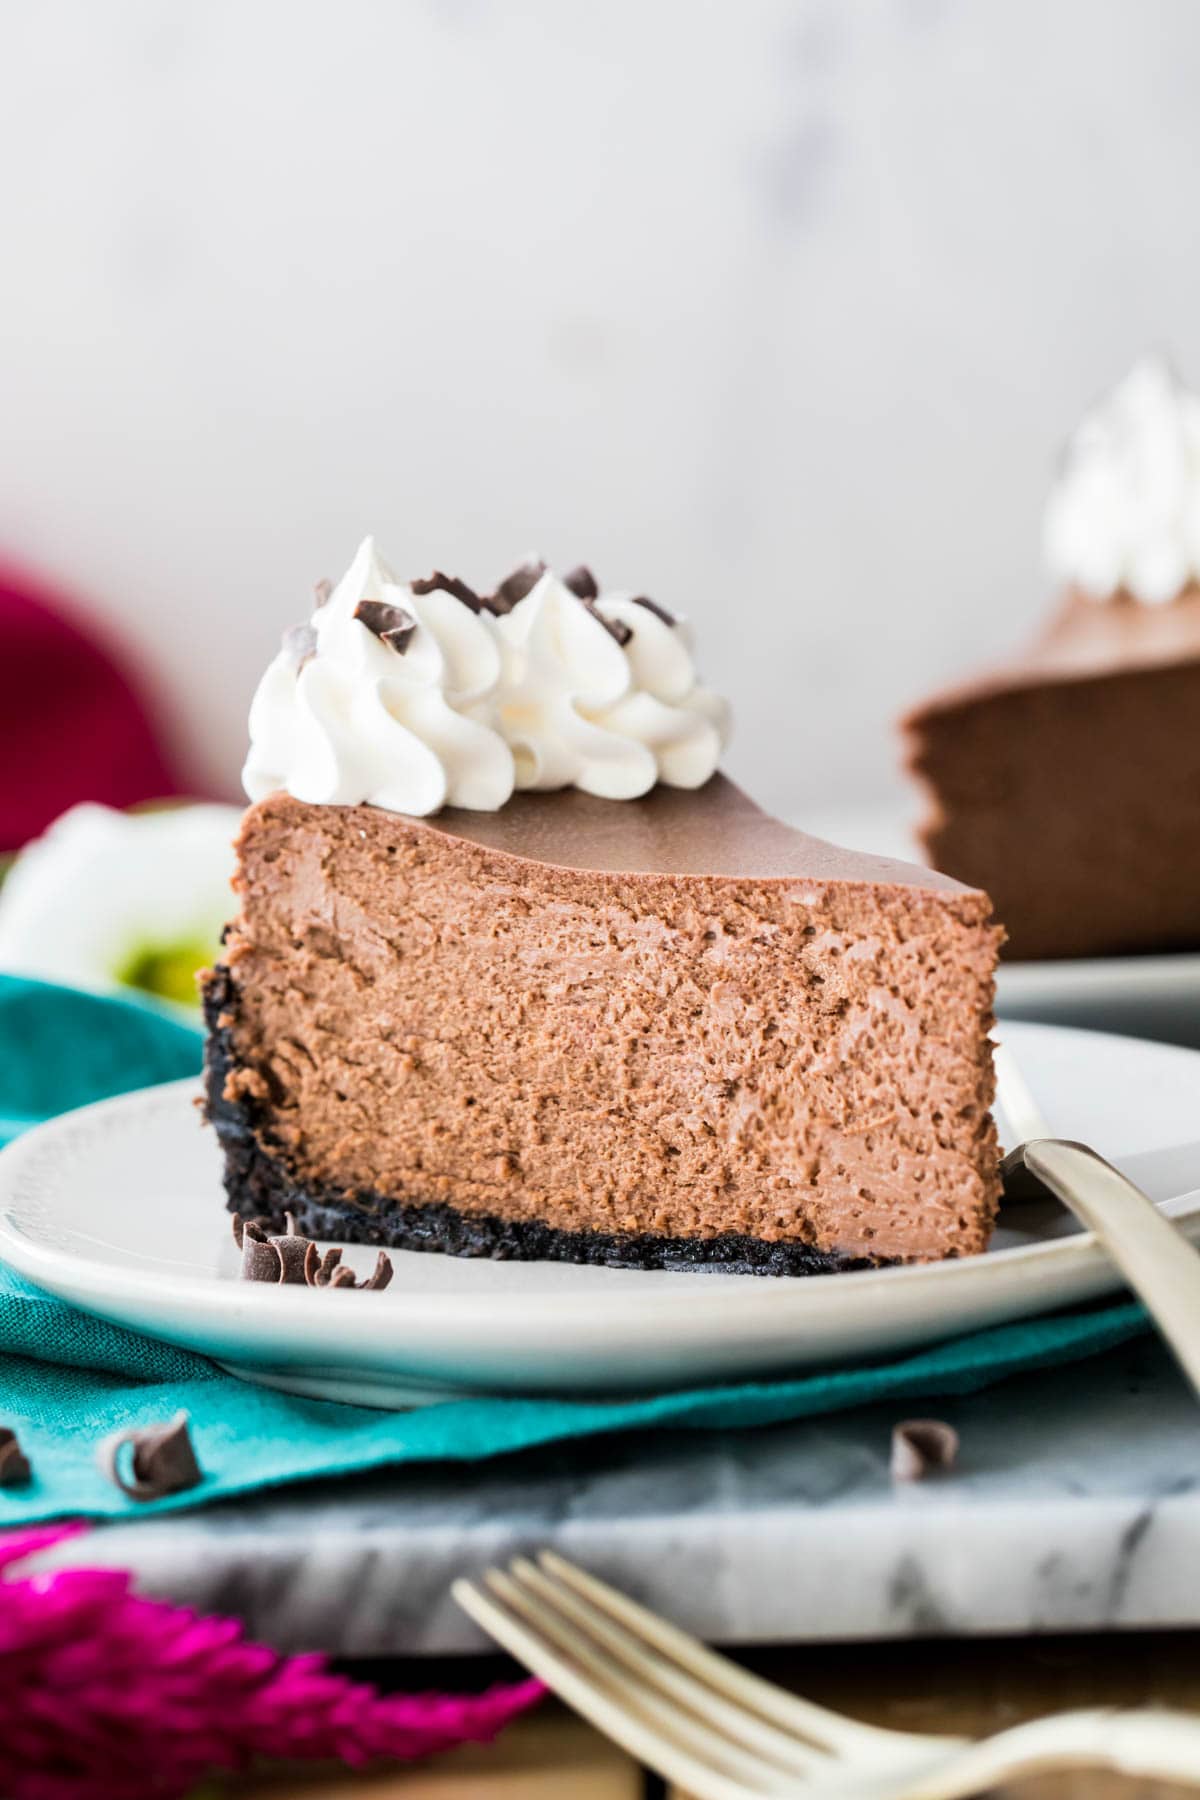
xmin=0 ymin=975 xmax=1149 ymax=1523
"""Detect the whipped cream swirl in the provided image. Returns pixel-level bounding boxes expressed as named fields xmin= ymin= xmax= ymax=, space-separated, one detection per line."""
xmin=243 ymin=538 xmax=514 ymax=815
xmin=1044 ymin=355 xmax=1200 ymax=604
xmin=243 ymin=540 xmax=731 ymax=816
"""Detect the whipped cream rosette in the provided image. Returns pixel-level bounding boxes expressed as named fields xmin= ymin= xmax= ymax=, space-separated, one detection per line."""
xmin=491 ymin=567 xmax=729 ymax=800
xmin=243 ymin=539 xmax=514 ymax=816
xmin=244 ymin=542 xmax=731 ymax=816
xmin=1044 ymin=354 xmax=1200 ymax=604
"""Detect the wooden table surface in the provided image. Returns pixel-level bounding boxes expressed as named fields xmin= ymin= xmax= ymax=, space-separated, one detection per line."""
xmin=222 ymin=1632 xmax=1200 ymax=1797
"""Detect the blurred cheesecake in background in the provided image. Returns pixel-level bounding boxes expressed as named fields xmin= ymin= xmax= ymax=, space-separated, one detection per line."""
xmin=903 ymin=355 xmax=1200 ymax=961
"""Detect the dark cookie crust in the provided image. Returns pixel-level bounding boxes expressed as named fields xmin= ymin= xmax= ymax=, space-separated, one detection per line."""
xmin=203 ymin=967 xmax=883 ymax=1278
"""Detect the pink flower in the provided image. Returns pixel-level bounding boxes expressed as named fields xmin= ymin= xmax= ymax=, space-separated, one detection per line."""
xmin=0 ymin=1526 xmax=542 ymax=1798
xmin=0 ymin=560 xmax=182 ymax=852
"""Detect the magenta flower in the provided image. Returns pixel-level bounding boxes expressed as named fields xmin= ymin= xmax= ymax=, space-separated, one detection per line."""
xmin=0 ymin=1526 xmax=542 ymax=1799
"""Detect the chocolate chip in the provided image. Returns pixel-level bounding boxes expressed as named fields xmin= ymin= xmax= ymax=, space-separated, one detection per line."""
xmin=0 ymin=1428 xmax=31 ymax=1487
xmin=354 ymin=598 xmax=417 ymax=653
xmin=632 ymin=594 xmax=676 ymax=627
xmin=562 ymin=565 xmax=599 ymax=600
xmin=281 ymin=623 xmax=318 ymax=671
xmin=890 ymin=1419 xmax=959 ymax=1482
xmin=483 ymin=559 xmax=547 ymax=615
xmin=410 ymin=571 xmax=482 ymax=614
xmin=100 ymin=1412 xmax=202 ymax=1502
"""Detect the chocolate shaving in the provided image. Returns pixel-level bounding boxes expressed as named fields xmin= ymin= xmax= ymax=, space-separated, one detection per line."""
xmin=314 ymin=577 xmax=333 ymax=607
xmin=353 ymin=598 xmax=417 ymax=653
xmin=231 ymin=1214 xmax=271 ymax=1251
xmin=235 ymin=1213 xmax=393 ymax=1292
xmin=483 ymin=559 xmax=546 ymax=615
xmin=410 ymin=571 xmax=482 ymax=614
xmin=632 ymin=594 xmax=676 ymax=627
xmin=0 ymin=1428 xmax=31 ymax=1487
xmin=100 ymin=1412 xmax=202 ymax=1502
xmin=240 ymin=1220 xmax=283 ymax=1283
xmin=891 ymin=1419 xmax=959 ymax=1482
xmin=269 ymin=1233 xmax=318 ymax=1284
xmin=363 ymin=1250 xmax=394 ymax=1291
xmin=281 ymin=623 xmax=318 ymax=672
xmin=562 ymin=565 xmax=599 ymax=600
xmin=311 ymin=1246 xmax=345 ymax=1286
xmin=582 ymin=598 xmax=632 ymax=647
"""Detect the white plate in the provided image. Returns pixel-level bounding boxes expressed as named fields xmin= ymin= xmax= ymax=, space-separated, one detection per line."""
xmin=996 ymin=952 xmax=1200 ymax=1047
xmin=0 ymin=1021 xmax=1197 ymax=1410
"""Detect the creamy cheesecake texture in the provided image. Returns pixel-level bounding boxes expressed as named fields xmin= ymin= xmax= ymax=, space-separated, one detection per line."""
xmin=204 ymin=778 xmax=1001 ymax=1271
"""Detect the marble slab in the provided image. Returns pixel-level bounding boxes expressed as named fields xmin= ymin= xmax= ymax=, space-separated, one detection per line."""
xmin=36 ymin=1333 xmax=1200 ymax=1657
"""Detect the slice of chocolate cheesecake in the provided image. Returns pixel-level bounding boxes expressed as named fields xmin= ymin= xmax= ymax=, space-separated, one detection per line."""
xmin=904 ymin=356 xmax=1200 ymax=962
xmin=204 ymin=776 xmax=1001 ymax=1273
xmin=904 ymin=587 xmax=1200 ymax=961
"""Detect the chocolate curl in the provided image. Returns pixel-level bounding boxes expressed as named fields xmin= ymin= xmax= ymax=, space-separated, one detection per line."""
xmin=100 ymin=1412 xmax=203 ymax=1502
xmin=410 ymin=571 xmax=482 ymax=614
xmin=240 ymin=1221 xmax=282 ymax=1284
xmin=269 ymin=1234 xmax=319 ymax=1285
xmin=362 ymin=1251 xmax=394 ymax=1291
xmin=310 ymin=1246 xmax=345 ymax=1287
xmin=230 ymin=1214 xmax=271 ymax=1251
xmin=561 ymin=565 xmax=599 ymax=599
xmin=326 ymin=1265 xmax=357 ymax=1289
xmin=631 ymin=594 xmax=676 ymax=626
xmin=353 ymin=597 xmax=417 ymax=653
xmin=483 ymin=559 xmax=546 ymax=615
xmin=890 ymin=1419 xmax=959 ymax=1482
xmin=561 ymin=566 xmax=633 ymax=647
xmin=0 ymin=1428 xmax=31 ymax=1487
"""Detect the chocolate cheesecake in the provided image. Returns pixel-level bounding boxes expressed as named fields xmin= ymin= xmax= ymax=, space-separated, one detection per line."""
xmin=904 ymin=356 xmax=1200 ymax=962
xmin=205 ymin=541 xmax=1001 ymax=1274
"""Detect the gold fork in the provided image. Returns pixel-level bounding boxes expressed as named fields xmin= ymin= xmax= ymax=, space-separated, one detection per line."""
xmin=454 ymin=1552 xmax=1200 ymax=1797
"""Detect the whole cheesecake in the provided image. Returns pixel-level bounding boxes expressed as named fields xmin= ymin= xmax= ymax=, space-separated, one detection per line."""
xmin=205 ymin=542 xmax=1001 ymax=1273
xmin=905 ymin=356 xmax=1200 ymax=962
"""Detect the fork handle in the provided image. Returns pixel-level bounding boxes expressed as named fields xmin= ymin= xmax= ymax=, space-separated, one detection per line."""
xmin=1025 ymin=1139 xmax=1200 ymax=1399
xmin=910 ymin=1706 xmax=1200 ymax=1796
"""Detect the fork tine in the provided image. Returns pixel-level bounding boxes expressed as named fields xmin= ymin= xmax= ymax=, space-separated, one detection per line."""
xmin=539 ymin=1551 xmax=952 ymax=1756
xmin=484 ymin=1567 xmax=802 ymax=1797
xmin=508 ymin=1556 xmax=823 ymax=1775
xmin=451 ymin=1576 xmax=764 ymax=1800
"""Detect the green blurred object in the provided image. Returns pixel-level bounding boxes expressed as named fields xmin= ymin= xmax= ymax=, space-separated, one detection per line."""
xmin=115 ymin=936 xmax=214 ymax=1009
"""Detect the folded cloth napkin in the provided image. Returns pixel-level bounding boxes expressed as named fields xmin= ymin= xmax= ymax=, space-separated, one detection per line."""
xmin=0 ymin=975 xmax=1148 ymax=1523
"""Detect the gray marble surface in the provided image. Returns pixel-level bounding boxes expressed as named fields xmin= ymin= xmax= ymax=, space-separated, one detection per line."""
xmin=39 ymin=1334 xmax=1200 ymax=1657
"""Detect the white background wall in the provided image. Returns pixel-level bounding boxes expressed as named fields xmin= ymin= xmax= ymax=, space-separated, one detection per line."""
xmin=3 ymin=0 xmax=1198 ymax=822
